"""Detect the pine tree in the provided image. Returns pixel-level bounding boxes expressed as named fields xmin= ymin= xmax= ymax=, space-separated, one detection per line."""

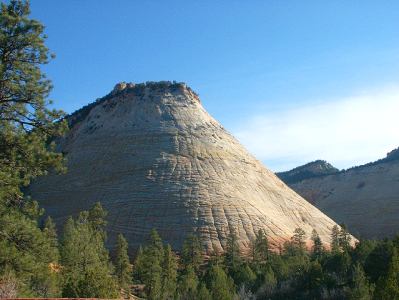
xmin=0 ymin=0 xmax=66 ymax=205
xmin=311 ymin=229 xmax=324 ymax=260
xmin=197 ymin=283 xmax=211 ymax=300
xmin=304 ymin=261 xmax=324 ymax=298
xmin=338 ymin=224 xmax=352 ymax=252
xmin=36 ymin=216 xmax=60 ymax=296
xmin=256 ymin=265 xmax=276 ymax=299
xmin=352 ymin=239 xmax=377 ymax=266
xmin=146 ymin=261 xmax=162 ymax=300
xmin=208 ymin=249 xmax=225 ymax=268
xmin=43 ymin=217 xmax=59 ymax=259
xmin=375 ymin=248 xmax=399 ymax=300
xmin=178 ymin=265 xmax=198 ymax=300
xmin=181 ymin=234 xmax=203 ymax=273
xmin=88 ymin=202 xmax=108 ymax=236
xmin=59 ymin=217 xmax=75 ymax=264
xmin=364 ymin=240 xmax=394 ymax=284
xmin=347 ymin=263 xmax=373 ymax=300
xmin=0 ymin=0 xmax=65 ymax=296
xmin=0 ymin=200 xmax=61 ymax=296
xmin=115 ymin=233 xmax=132 ymax=291
xmin=60 ymin=204 xmax=118 ymax=298
xmin=161 ymin=244 xmax=177 ymax=300
xmin=252 ymin=229 xmax=269 ymax=264
xmin=133 ymin=245 xmax=145 ymax=282
xmin=225 ymin=230 xmax=241 ymax=271
xmin=232 ymin=263 xmax=256 ymax=290
xmin=207 ymin=265 xmax=236 ymax=300
xmin=323 ymin=252 xmax=352 ymax=285
xmin=137 ymin=229 xmax=163 ymax=300
xmin=149 ymin=228 xmax=164 ymax=260
xmin=331 ymin=225 xmax=340 ymax=253
xmin=284 ymin=229 xmax=311 ymax=282
xmin=291 ymin=227 xmax=306 ymax=254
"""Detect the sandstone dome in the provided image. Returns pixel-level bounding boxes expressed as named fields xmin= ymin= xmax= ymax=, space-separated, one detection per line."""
xmin=30 ymin=81 xmax=342 ymax=253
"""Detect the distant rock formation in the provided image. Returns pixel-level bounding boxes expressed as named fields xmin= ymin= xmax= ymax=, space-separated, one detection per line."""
xmin=277 ymin=160 xmax=339 ymax=184
xmin=29 ymin=81 xmax=345 ymax=253
xmin=279 ymin=149 xmax=399 ymax=239
xmin=387 ymin=147 xmax=399 ymax=160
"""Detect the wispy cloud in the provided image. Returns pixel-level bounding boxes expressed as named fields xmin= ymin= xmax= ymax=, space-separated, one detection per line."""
xmin=234 ymin=85 xmax=399 ymax=172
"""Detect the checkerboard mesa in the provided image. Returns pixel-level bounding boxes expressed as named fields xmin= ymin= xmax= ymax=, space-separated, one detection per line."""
xmin=29 ymin=81 xmax=347 ymax=254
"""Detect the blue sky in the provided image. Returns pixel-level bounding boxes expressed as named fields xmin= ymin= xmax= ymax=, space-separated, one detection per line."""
xmin=30 ymin=1 xmax=399 ymax=171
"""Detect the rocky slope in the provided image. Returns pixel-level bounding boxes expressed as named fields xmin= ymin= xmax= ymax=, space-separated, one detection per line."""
xmin=280 ymin=148 xmax=399 ymax=239
xmin=29 ymin=81 xmax=344 ymax=253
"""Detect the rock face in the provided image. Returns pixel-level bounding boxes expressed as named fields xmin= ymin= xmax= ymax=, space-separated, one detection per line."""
xmin=281 ymin=149 xmax=399 ymax=239
xmin=30 ymin=81 xmax=342 ymax=253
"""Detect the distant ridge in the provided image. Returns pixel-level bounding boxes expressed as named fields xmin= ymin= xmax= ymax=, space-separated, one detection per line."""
xmin=277 ymin=160 xmax=339 ymax=184
xmin=278 ymin=147 xmax=399 ymax=239
xmin=340 ymin=146 xmax=399 ymax=173
xmin=278 ymin=147 xmax=399 ymax=186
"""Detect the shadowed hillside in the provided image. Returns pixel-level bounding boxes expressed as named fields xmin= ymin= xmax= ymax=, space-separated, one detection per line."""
xmin=278 ymin=148 xmax=399 ymax=239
